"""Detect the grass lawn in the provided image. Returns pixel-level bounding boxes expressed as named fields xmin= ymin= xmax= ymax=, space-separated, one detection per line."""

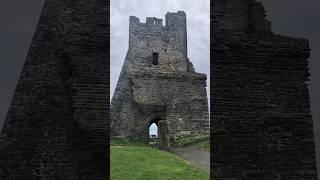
xmin=111 ymin=139 xmax=209 ymax=180
xmin=172 ymin=133 xmax=210 ymax=152
xmin=190 ymin=140 xmax=210 ymax=152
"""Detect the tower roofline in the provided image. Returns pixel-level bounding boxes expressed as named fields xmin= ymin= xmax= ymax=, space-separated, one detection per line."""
xmin=129 ymin=11 xmax=186 ymax=27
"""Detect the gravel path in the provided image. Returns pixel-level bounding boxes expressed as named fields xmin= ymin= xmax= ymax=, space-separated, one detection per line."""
xmin=170 ymin=147 xmax=210 ymax=173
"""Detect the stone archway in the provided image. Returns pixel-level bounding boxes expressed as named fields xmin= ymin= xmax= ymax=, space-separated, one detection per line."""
xmin=143 ymin=112 xmax=165 ymax=138
xmin=147 ymin=118 xmax=161 ymax=146
xmin=147 ymin=117 xmax=161 ymax=140
xmin=149 ymin=122 xmax=158 ymax=139
xmin=144 ymin=116 xmax=170 ymax=150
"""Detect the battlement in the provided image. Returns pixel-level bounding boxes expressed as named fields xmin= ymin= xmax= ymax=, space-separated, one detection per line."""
xmin=129 ymin=11 xmax=186 ymax=28
xmin=213 ymin=0 xmax=271 ymax=34
xmin=248 ymin=0 xmax=271 ymax=33
xmin=166 ymin=11 xmax=186 ymax=27
xmin=128 ymin=11 xmax=189 ymax=72
xmin=129 ymin=16 xmax=164 ymax=27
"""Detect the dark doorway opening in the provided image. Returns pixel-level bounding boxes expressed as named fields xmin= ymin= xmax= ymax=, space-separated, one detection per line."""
xmin=152 ymin=52 xmax=159 ymax=65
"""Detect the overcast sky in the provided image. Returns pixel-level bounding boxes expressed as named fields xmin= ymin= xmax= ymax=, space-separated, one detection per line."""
xmin=110 ymin=0 xmax=210 ymax=101
xmin=0 ymin=0 xmax=45 ymax=130
xmin=0 ymin=0 xmax=319 ymax=175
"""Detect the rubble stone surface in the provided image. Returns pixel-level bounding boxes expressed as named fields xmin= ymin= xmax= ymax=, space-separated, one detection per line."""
xmin=0 ymin=0 xmax=109 ymax=179
xmin=212 ymin=0 xmax=318 ymax=179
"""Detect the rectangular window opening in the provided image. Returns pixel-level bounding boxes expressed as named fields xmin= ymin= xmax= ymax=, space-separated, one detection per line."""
xmin=152 ymin=53 xmax=159 ymax=65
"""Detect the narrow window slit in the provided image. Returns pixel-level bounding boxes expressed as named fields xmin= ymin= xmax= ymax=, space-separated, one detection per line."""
xmin=152 ymin=53 xmax=159 ymax=65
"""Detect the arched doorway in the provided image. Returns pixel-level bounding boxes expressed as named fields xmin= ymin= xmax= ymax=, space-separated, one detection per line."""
xmin=149 ymin=123 xmax=158 ymax=138
xmin=146 ymin=118 xmax=170 ymax=150
xmin=148 ymin=118 xmax=161 ymax=145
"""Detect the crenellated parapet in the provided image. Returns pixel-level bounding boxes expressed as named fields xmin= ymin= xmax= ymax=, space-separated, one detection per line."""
xmin=213 ymin=0 xmax=271 ymax=34
xmin=128 ymin=11 xmax=189 ymax=72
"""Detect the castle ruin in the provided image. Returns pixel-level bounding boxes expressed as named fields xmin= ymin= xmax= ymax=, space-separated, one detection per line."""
xmin=212 ymin=0 xmax=318 ymax=179
xmin=0 ymin=0 xmax=109 ymax=179
xmin=0 ymin=0 xmax=317 ymax=179
xmin=111 ymin=11 xmax=209 ymax=140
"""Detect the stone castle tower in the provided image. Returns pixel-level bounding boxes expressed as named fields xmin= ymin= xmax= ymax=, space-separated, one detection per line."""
xmin=111 ymin=11 xmax=209 ymax=139
xmin=212 ymin=0 xmax=318 ymax=179
xmin=0 ymin=0 xmax=108 ymax=179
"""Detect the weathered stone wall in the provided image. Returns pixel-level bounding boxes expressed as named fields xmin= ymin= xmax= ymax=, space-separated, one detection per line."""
xmin=128 ymin=11 xmax=191 ymax=72
xmin=0 ymin=0 xmax=109 ymax=179
xmin=212 ymin=0 xmax=318 ymax=179
xmin=111 ymin=12 xmax=209 ymax=140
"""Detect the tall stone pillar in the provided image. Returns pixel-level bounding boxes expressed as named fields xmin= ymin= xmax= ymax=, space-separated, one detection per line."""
xmin=158 ymin=120 xmax=170 ymax=151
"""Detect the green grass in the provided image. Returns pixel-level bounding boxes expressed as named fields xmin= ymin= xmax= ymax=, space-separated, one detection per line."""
xmin=111 ymin=139 xmax=209 ymax=180
xmin=172 ymin=133 xmax=210 ymax=148
xmin=111 ymin=138 xmax=147 ymax=147
xmin=190 ymin=140 xmax=210 ymax=151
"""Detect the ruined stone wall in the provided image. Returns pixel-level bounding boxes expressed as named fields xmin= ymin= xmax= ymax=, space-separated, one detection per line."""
xmin=128 ymin=11 xmax=190 ymax=72
xmin=212 ymin=0 xmax=318 ymax=179
xmin=0 ymin=0 xmax=109 ymax=179
xmin=131 ymin=72 xmax=208 ymax=137
xmin=112 ymin=71 xmax=209 ymax=139
xmin=111 ymin=12 xmax=209 ymax=139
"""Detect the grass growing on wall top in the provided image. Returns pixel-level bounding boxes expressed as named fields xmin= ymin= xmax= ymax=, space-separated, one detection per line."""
xmin=190 ymin=139 xmax=210 ymax=151
xmin=172 ymin=132 xmax=210 ymax=149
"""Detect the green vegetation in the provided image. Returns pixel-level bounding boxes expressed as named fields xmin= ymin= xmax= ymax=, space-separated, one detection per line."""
xmin=190 ymin=140 xmax=210 ymax=151
xmin=111 ymin=139 xmax=209 ymax=180
xmin=172 ymin=133 xmax=209 ymax=148
xmin=111 ymin=137 xmax=147 ymax=147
